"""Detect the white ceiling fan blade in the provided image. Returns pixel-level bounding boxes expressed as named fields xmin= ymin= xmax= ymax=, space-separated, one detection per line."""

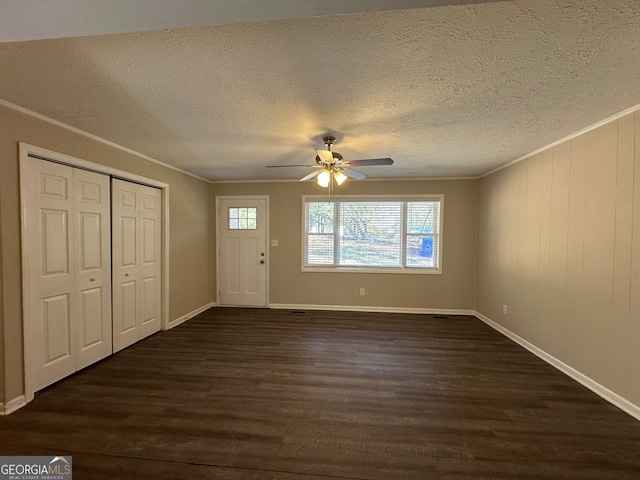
xmin=342 ymin=168 xmax=367 ymax=180
xmin=300 ymin=169 xmax=321 ymax=182
xmin=315 ymin=149 xmax=334 ymax=163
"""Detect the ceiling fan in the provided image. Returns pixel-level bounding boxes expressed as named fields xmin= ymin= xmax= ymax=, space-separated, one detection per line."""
xmin=267 ymin=136 xmax=393 ymax=187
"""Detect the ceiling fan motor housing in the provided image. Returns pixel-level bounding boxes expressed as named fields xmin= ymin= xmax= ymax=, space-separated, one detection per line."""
xmin=323 ymin=136 xmax=336 ymax=148
xmin=317 ymin=137 xmax=343 ymax=164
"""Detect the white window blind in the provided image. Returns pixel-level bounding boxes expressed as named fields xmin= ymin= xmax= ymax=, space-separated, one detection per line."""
xmin=304 ymin=196 xmax=442 ymax=273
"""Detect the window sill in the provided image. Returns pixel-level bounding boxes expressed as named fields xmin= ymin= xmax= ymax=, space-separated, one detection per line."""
xmin=302 ymin=266 xmax=442 ymax=275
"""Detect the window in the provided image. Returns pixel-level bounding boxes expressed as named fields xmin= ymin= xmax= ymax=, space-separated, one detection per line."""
xmin=228 ymin=207 xmax=257 ymax=230
xmin=303 ymin=196 xmax=442 ymax=273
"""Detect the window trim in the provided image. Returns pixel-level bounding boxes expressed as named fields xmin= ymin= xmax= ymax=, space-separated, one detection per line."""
xmin=301 ymin=194 xmax=443 ymax=275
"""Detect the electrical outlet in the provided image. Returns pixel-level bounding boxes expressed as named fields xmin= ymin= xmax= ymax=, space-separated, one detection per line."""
xmin=271 ymin=239 xmax=278 ymax=247
xmin=360 ymin=288 xmax=365 ymax=296
xmin=502 ymin=304 xmax=508 ymax=315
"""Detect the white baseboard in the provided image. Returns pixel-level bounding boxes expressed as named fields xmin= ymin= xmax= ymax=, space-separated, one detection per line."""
xmin=0 ymin=395 xmax=27 ymax=415
xmin=167 ymin=302 xmax=215 ymax=329
xmin=269 ymin=303 xmax=474 ymax=316
xmin=474 ymin=311 xmax=640 ymax=422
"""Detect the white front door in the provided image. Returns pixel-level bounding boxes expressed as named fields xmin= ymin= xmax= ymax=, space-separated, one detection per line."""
xmin=112 ymin=179 xmax=162 ymax=352
xmin=217 ymin=197 xmax=268 ymax=307
xmin=23 ymin=158 xmax=112 ymax=391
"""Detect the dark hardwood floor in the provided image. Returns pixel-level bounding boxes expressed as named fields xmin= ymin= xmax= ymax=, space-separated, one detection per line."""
xmin=2 ymin=308 xmax=640 ymax=479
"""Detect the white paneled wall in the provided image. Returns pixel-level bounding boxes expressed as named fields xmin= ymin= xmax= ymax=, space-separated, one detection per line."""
xmin=476 ymin=111 xmax=640 ymax=409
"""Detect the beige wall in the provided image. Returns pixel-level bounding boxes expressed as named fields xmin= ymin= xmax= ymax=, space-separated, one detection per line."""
xmin=213 ymin=178 xmax=477 ymax=310
xmin=476 ymin=111 xmax=640 ymax=406
xmin=0 ymin=193 xmax=4 ymax=404
xmin=0 ymin=104 xmax=213 ymax=404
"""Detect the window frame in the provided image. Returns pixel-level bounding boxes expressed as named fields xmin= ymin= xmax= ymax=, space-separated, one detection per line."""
xmin=301 ymin=194 xmax=443 ymax=275
xmin=227 ymin=206 xmax=258 ymax=230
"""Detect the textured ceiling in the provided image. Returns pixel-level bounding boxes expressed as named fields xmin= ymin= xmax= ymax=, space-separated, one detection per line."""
xmin=1 ymin=0 xmax=640 ymax=181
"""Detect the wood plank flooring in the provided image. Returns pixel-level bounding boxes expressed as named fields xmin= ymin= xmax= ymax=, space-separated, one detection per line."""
xmin=2 ymin=308 xmax=640 ymax=479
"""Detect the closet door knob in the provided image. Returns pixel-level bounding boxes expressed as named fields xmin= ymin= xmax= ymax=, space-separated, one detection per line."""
xmin=125 ymin=273 xmax=130 ymax=276
xmin=90 ymin=277 xmax=96 ymax=282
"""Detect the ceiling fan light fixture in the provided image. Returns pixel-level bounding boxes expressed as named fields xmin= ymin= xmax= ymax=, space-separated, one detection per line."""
xmin=317 ymin=169 xmax=331 ymax=187
xmin=333 ymin=170 xmax=347 ymax=185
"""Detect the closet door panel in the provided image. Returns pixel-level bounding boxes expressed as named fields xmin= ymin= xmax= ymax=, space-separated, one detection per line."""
xmin=41 ymin=293 xmax=73 ymax=364
xmin=24 ymin=159 xmax=77 ymax=391
xmin=79 ymin=287 xmax=103 ymax=345
xmin=112 ymin=179 xmax=141 ymax=352
xmin=120 ymin=280 xmax=138 ymax=331
xmin=139 ymin=185 xmax=162 ymax=339
xmin=75 ymin=169 xmax=112 ymax=369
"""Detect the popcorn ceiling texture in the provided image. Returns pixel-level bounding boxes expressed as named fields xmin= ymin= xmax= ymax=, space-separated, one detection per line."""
xmin=1 ymin=0 xmax=639 ymax=181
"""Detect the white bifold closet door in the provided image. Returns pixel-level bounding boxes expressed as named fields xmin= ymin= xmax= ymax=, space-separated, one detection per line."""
xmin=24 ymin=159 xmax=112 ymax=392
xmin=112 ymin=179 xmax=162 ymax=353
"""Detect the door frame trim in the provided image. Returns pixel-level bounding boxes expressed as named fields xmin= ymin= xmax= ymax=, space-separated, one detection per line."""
xmin=19 ymin=142 xmax=170 ymax=403
xmin=215 ymin=195 xmax=270 ymax=307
